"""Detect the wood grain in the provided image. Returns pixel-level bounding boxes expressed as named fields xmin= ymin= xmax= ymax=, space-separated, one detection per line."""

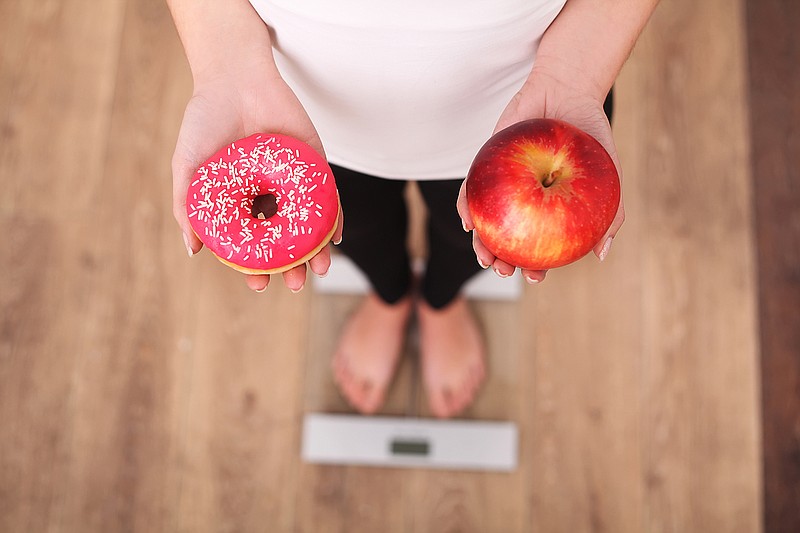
xmin=0 ymin=0 xmax=765 ymax=531
xmin=0 ymin=1 xmax=128 ymax=531
xmin=627 ymin=1 xmax=762 ymax=531
xmin=745 ymin=1 xmax=800 ymax=531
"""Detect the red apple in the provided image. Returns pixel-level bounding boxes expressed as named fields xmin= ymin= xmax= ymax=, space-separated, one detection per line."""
xmin=466 ymin=118 xmax=620 ymax=271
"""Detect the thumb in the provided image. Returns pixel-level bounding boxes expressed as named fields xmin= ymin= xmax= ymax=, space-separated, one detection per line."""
xmin=172 ymin=149 xmax=204 ymax=257
xmin=456 ymin=178 xmax=474 ymax=232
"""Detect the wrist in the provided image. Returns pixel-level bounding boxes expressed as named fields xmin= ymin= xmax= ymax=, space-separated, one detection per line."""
xmin=526 ymin=59 xmax=608 ymax=105
xmin=191 ymin=50 xmax=280 ymax=94
xmin=531 ymin=0 xmax=660 ymax=103
xmin=168 ymin=0 xmax=278 ymax=87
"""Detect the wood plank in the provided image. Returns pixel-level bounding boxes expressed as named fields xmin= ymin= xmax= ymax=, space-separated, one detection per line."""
xmin=53 ymin=0 xmax=191 ymax=531
xmin=632 ymin=0 xmax=762 ymax=531
xmin=745 ymin=1 xmax=800 ymax=531
xmin=0 ymin=0 xmax=128 ymax=532
xmin=406 ymin=298 xmax=529 ymax=533
xmin=175 ymin=276 xmax=309 ymax=533
xmin=293 ymin=290 xmax=416 ymax=533
xmin=521 ymin=259 xmax=645 ymax=533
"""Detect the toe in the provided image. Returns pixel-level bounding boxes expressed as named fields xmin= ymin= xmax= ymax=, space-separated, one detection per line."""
xmin=331 ymin=351 xmax=343 ymax=376
xmin=442 ymin=387 xmax=461 ymax=418
xmin=450 ymin=387 xmax=470 ymax=417
xmin=472 ymin=364 xmax=486 ymax=391
xmin=359 ymin=381 xmax=385 ymax=415
xmin=332 ymin=352 xmax=348 ymax=383
xmin=428 ymin=387 xmax=451 ymax=419
xmin=333 ymin=356 xmax=359 ymax=403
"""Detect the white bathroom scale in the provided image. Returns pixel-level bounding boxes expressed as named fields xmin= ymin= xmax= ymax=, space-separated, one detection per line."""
xmin=302 ymin=413 xmax=518 ymax=472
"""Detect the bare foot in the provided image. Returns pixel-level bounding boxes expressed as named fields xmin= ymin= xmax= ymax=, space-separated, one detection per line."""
xmin=332 ymin=292 xmax=412 ymax=414
xmin=417 ymin=297 xmax=486 ymax=418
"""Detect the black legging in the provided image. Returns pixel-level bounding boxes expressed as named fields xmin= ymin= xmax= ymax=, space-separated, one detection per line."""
xmin=332 ymin=89 xmax=614 ymax=309
xmin=332 ymin=165 xmax=481 ymax=309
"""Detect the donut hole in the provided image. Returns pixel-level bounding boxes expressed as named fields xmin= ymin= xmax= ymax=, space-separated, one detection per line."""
xmin=251 ymin=193 xmax=278 ymax=220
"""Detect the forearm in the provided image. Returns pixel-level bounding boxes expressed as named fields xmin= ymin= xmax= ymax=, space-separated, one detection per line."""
xmin=533 ymin=0 xmax=660 ymax=100
xmin=166 ymin=0 xmax=276 ymax=84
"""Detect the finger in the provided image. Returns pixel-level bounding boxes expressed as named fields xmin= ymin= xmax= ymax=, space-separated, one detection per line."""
xmin=456 ymin=179 xmax=474 ymax=231
xmin=331 ymin=204 xmax=344 ymax=245
xmin=308 ymin=245 xmax=332 ymax=277
xmin=172 ymin=155 xmax=204 ymax=256
xmin=282 ymin=263 xmax=307 ymax=293
xmin=245 ymin=274 xmax=270 ymax=293
xmin=301 ymin=133 xmax=326 ymax=160
xmin=472 ymin=226 xmax=522 ymax=278
xmin=490 ymin=257 xmax=516 ymax=278
xmin=594 ymin=198 xmax=626 ymax=261
xmin=521 ymin=269 xmax=548 ymax=284
xmin=472 ymin=231 xmax=495 ymax=270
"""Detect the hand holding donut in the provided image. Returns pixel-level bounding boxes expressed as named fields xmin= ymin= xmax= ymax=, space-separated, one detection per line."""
xmin=172 ymin=68 xmax=343 ymax=293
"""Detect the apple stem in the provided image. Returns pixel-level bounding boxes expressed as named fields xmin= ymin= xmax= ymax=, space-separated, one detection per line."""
xmin=542 ymin=171 xmax=558 ymax=188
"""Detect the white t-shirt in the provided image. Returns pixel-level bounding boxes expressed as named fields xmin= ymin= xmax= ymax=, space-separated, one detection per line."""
xmin=248 ymin=1 xmax=567 ymax=180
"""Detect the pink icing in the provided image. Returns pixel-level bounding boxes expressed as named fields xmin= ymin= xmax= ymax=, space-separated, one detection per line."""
xmin=186 ymin=133 xmax=338 ymax=272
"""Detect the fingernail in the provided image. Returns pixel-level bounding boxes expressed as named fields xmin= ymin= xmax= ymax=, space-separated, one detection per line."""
xmin=599 ymin=237 xmax=614 ymax=262
xmin=290 ymin=285 xmax=304 ymax=294
xmin=333 ymin=236 xmax=342 ymax=246
xmin=462 ymin=220 xmax=469 ymax=232
xmin=255 ymin=285 xmax=268 ymax=293
xmin=477 ymin=257 xmax=489 ymax=269
xmin=317 ymin=269 xmax=329 ymax=278
xmin=183 ymin=233 xmax=195 ymax=257
xmin=493 ymin=268 xmax=510 ymax=278
xmin=525 ymin=276 xmax=540 ymax=284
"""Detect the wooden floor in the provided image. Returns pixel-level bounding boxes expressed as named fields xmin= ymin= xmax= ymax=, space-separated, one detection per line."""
xmin=746 ymin=1 xmax=800 ymax=531
xmin=0 ymin=0 xmax=772 ymax=531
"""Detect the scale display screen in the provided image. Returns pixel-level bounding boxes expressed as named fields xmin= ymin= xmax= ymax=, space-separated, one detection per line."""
xmin=390 ymin=439 xmax=430 ymax=456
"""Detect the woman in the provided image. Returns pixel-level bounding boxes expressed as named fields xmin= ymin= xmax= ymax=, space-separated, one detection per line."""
xmin=167 ymin=0 xmax=658 ymax=418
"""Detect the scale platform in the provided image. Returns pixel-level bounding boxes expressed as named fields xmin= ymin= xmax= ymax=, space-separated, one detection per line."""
xmin=302 ymin=413 xmax=518 ymax=472
xmin=305 ymin=246 xmax=521 ymax=473
xmin=313 ymin=254 xmax=523 ymax=301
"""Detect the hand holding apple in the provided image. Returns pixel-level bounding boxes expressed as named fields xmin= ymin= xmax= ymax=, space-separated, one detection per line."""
xmin=457 ymin=72 xmax=625 ymax=282
xmin=464 ymin=118 xmax=620 ymax=272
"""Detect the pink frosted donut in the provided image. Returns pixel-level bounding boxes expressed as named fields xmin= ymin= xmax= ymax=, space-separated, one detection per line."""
xmin=186 ymin=133 xmax=340 ymax=275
